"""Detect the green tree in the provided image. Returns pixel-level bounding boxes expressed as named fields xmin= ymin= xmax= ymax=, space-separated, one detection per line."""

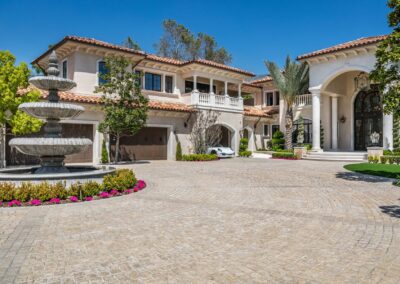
xmin=265 ymin=56 xmax=309 ymax=149
xmin=370 ymin=0 xmax=400 ymax=115
xmin=0 ymin=51 xmax=42 ymax=167
xmin=95 ymin=55 xmax=148 ymax=163
xmin=123 ymin=36 xmax=141 ymax=51
xmin=394 ymin=114 xmax=400 ymax=149
xmin=101 ymin=139 xmax=109 ymax=164
xmin=155 ymin=19 xmax=232 ymax=64
xmin=176 ymin=141 xmax=182 ymax=161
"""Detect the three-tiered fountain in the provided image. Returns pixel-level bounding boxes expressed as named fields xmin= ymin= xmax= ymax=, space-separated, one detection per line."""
xmin=0 ymin=51 xmax=114 ymax=181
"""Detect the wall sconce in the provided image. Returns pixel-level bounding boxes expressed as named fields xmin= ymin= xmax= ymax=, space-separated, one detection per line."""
xmin=340 ymin=115 xmax=346 ymax=123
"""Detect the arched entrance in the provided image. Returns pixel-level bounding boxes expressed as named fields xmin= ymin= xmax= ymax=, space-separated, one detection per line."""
xmin=206 ymin=124 xmax=233 ymax=148
xmin=354 ymin=86 xmax=383 ymax=150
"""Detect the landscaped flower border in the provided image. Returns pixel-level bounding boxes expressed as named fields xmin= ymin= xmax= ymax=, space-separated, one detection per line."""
xmin=0 ymin=169 xmax=147 ymax=208
xmin=271 ymin=151 xmax=298 ymax=160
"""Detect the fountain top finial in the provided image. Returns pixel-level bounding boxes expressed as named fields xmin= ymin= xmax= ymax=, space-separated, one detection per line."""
xmin=47 ymin=51 xmax=60 ymax=77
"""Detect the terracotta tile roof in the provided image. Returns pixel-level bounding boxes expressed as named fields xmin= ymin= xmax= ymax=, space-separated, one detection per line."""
xmin=183 ymin=58 xmax=255 ymax=76
xmin=243 ymin=106 xmax=274 ymax=118
xmin=297 ymin=35 xmax=387 ymax=60
xmin=19 ymin=87 xmax=194 ymax=113
xmin=33 ymin=36 xmax=254 ymax=77
xmin=249 ymin=75 xmax=273 ymax=84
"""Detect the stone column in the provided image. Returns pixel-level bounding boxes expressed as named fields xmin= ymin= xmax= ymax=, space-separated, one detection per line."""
xmin=209 ymin=78 xmax=214 ymax=94
xmin=331 ymin=96 xmax=338 ymax=150
xmin=224 ymin=81 xmax=228 ymax=96
xmin=162 ymin=74 xmax=166 ymax=93
xmin=193 ymin=75 xmax=197 ymax=91
xmin=311 ymin=88 xmax=322 ymax=151
xmin=383 ymin=113 xmax=393 ymax=150
xmin=238 ymin=83 xmax=242 ymax=98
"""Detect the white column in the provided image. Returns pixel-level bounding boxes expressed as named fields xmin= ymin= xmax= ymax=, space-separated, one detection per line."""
xmin=311 ymin=88 xmax=322 ymax=151
xmin=224 ymin=81 xmax=228 ymax=96
xmin=383 ymin=113 xmax=393 ymax=150
xmin=331 ymin=96 xmax=338 ymax=150
xmin=238 ymin=83 xmax=242 ymax=98
xmin=193 ymin=75 xmax=197 ymax=91
xmin=162 ymin=74 xmax=166 ymax=93
xmin=209 ymin=78 xmax=214 ymax=94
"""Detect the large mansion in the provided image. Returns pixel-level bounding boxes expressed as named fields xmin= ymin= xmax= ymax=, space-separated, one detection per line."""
xmin=6 ymin=35 xmax=393 ymax=165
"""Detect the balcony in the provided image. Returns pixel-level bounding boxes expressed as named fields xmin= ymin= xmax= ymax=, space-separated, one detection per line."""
xmin=182 ymin=91 xmax=244 ymax=112
xmin=294 ymin=94 xmax=312 ymax=107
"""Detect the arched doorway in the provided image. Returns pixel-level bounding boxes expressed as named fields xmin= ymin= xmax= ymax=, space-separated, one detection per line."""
xmin=206 ymin=125 xmax=233 ymax=148
xmin=354 ymin=86 xmax=383 ymax=150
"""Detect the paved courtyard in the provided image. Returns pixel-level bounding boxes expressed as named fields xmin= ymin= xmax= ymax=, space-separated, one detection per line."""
xmin=0 ymin=158 xmax=400 ymax=283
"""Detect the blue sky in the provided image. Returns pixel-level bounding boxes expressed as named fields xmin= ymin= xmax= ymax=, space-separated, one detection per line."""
xmin=0 ymin=0 xmax=391 ymax=75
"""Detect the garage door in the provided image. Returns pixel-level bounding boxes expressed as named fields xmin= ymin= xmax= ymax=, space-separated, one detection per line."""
xmin=110 ymin=127 xmax=168 ymax=161
xmin=6 ymin=123 xmax=94 ymax=166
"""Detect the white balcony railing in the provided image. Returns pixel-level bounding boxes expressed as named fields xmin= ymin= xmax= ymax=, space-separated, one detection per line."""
xmin=295 ymin=94 xmax=312 ymax=107
xmin=182 ymin=91 xmax=244 ymax=111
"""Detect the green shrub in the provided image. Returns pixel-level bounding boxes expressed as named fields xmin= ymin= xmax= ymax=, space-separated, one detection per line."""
xmin=383 ymin=150 xmax=393 ymax=156
xmin=0 ymin=183 xmax=16 ymax=201
xmin=14 ymin=182 xmax=33 ymax=202
xmin=239 ymin=150 xmax=252 ymax=157
xmin=301 ymin=143 xmax=312 ymax=151
xmin=271 ymin=130 xmax=285 ymax=150
xmin=272 ymin=152 xmax=298 ymax=159
xmin=82 ymin=181 xmax=102 ymax=198
xmin=101 ymin=140 xmax=109 ymax=164
xmin=103 ymin=169 xmax=137 ymax=191
xmin=381 ymin=156 xmax=388 ymax=164
xmin=182 ymin=154 xmax=218 ymax=161
xmin=68 ymin=182 xmax=83 ymax=198
xmin=176 ymin=141 xmax=182 ymax=161
xmin=30 ymin=182 xmax=53 ymax=202
xmin=239 ymin=138 xmax=249 ymax=152
xmin=388 ymin=156 xmax=395 ymax=165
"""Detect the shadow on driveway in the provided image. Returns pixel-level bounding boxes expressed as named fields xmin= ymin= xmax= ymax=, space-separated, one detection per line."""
xmin=336 ymin=171 xmax=395 ymax=183
xmin=380 ymin=205 xmax=400 ymax=218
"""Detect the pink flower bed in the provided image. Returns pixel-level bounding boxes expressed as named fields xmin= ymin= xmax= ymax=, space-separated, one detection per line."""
xmin=0 ymin=179 xmax=147 ymax=208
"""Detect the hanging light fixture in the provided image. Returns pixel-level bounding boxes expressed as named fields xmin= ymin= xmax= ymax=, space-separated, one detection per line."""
xmin=354 ymin=72 xmax=371 ymax=91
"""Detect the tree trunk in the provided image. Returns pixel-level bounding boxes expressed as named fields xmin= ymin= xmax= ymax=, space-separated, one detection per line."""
xmin=114 ymin=135 xmax=120 ymax=164
xmin=285 ymin=109 xmax=293 ymax=150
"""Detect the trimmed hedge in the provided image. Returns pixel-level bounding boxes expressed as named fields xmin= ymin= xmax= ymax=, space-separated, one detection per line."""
xmin=380 ymin=155 xmax=400 ymax=165
xmin=0 ymin=169 xmax=140 ymax=203
xmin=271 ymin=130 xmax=285 ymax=151
xmin=272 ymin=152 xmax=298 ymax=160
xmin=239 ymin=150 xmax=252 ymax=157
xmin=182 ymin=154 xmax=218 ymax=161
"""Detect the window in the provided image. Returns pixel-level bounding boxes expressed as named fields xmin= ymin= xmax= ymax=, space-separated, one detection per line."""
xmin=265 ymin=92 xmax=274 ymax=106
xmin=263 ymin=124 xmax=270 ymax=136
xmin=272 ymin=125 xmax=280 ymax=136
xmin=185 ymin=80 xmax=216 ymax=93
xmin=98 ymin=61 xmax=108 ymax=85
xmin=145 ymin=73 xmax=161 ymax=91
xmin=165 ymin=76 xmax=173 ymax=93
xmin=275 ymin=91 xmax=280 ymax=105
xmin=134 ymin=70 xmax=142 ymax=88
xmin=292 ymin=118 xmax=313 ymax=144
xmin=62 ymin=60 xmax=67 ymax=79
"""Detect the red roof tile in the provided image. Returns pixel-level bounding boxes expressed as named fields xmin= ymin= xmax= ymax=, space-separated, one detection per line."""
xmin=33 ymin=36 xmax=254 ymax=77
xmin=249 ymin=76 xmax=273 ymax=84
xmin=243 ymin=106 xmax=274 ymax=118
xmin=297 ymin=35 xmax=387 ymax=60
xmin=19 ymin=87 xmax=194 ymax=113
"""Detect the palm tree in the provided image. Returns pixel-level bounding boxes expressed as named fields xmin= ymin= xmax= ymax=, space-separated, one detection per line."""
xmin=265 ymin=56 xmax=309 ymax=149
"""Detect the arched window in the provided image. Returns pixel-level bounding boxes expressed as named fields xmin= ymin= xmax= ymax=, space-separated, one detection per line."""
xmin=98 ymin=61 xmax=108 ymax=85
xmin=292 ymin=118 xmax=312 ymax=144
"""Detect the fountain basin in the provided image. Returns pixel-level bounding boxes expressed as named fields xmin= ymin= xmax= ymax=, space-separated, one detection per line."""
xmin=19 ymin=102 xmax=84 ymax=119
xmin=29 ymin=76 xmax=76 ymax=91
xmin=9 ymin=137 xmax=92 ymax=156
xmin=0 ymin=165 xmax=115 ymax=184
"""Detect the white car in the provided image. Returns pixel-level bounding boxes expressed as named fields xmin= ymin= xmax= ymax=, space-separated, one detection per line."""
xmin=207 ymin=146 xmax=235 ymax=158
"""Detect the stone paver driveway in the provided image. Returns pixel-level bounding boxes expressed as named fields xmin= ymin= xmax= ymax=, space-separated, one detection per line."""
xmin=1 ymin=159 xmax=400 ymax=283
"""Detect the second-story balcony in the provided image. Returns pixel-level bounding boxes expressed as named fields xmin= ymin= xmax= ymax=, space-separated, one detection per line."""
xmin=294 ymin=94 xmax=312 ymax=107
xmin=182 ymin=91 xmax=244 ymax=112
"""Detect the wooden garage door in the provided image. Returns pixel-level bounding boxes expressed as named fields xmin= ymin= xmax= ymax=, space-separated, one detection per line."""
xmin=6 ymin=123 xmax=94 ymax=166
xmin=110 ymin=127 xmax=168 ymax=161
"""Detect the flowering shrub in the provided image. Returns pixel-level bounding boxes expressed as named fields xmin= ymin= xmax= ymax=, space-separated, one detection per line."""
xmin=99 ymin=191 xmax=110 ymax=199
xmin=133 ymin=187 xmax=139 ymax=192
xmin=103 ymin=169 xmax=137 ymax=191
xmin=85 ymin=196 xmax=93 ymax=202
xmin=110 ymin=189 xmax=119 ymax=196
xmin=49 ymin=198 xmax=61 ymax=204
xmin=8 ymin=200 xmax=22 ymax=207
xmin=272 ymin=152 xmax=298 ymax=160
xmin=124 ymin=189 xmax=132 ymax=194
xmin=137 ymin=180 xmax=146 ymax=190
xmin=30 ymin=199 xmax=41 ymax=206
xmin=70 ymin=196 xmax=79 ymax=202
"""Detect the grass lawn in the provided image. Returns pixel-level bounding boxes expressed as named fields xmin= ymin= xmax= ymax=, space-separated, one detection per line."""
xmin=344 ymin=163 xmax=400 ymax=179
